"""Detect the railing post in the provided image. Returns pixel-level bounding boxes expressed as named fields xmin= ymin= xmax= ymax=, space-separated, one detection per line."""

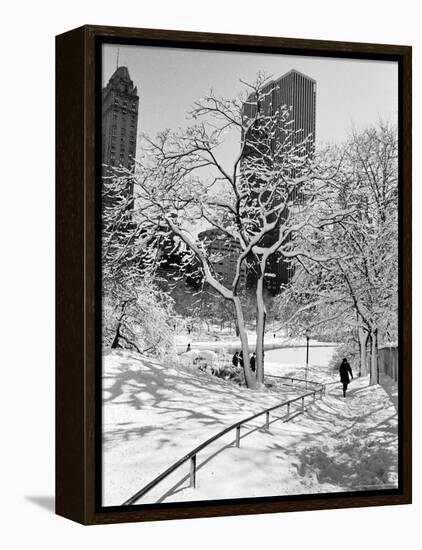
xmin=305 ymin=381 xmax=308 ymax=391
xmin=236 ymin=425 xmax=241 ymax=448
xmin=265 ymin=411 xmax=270 ymax=430
xmin=301 ymin=396 xmax=305 ymax=414
xmin=190 ymin=455 xmax=197 ymax=488
xmin=286 ymin=402 xmax=290 ymax=420
xmin=313 ymin=391 xmax=316 ymax=403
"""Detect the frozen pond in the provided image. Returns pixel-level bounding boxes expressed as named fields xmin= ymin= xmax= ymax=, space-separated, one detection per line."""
xmin=264 ymin=345 xmax=337 ymax=381
xmin=265 ymin=345 xmax=336 ymax=368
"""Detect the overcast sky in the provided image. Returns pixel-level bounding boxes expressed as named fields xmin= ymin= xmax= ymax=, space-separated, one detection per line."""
xmin=103 ymin=43 xmax=398 ymax=169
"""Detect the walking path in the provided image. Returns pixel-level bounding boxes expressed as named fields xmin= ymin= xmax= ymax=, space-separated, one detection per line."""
xmin=157 ymin=376 xmax=398 ymax=503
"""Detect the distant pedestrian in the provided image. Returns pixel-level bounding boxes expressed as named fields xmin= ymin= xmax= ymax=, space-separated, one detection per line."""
xmin=239 ymin=350 xmax=244 ymax=368
xmin=186 ymin=343 xmax=191 ymax=352
xmin=250 ymin=352 xmax=256 ymax=373
xmin=232 ymin=351 xmax=239 ymax=367
xmin=339 ymin=358 xmax=353 ymax=397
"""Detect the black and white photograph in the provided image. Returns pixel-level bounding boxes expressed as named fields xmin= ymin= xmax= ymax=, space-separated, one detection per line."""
xmin=100 ymin=43 xmax=400 ymax=507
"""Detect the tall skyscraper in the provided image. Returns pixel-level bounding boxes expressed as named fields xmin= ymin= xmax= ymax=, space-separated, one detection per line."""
xmin=102 ymin=65 xmax=139 ymax=175
xmin=242 ymin=69 xmax=316 ymax=294
xmin=102 ymin=65 xmax=139 ymax=254
xmin=242 ymin=69 xmax=316 ymax=157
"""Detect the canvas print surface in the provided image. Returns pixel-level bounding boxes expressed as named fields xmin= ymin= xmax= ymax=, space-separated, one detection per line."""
xmin=100 ymin=44 xmax=399 ymax=507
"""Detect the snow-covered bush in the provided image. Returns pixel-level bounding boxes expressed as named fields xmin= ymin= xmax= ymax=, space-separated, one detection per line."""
xmin=102 ymin=275 xmax=176 ymax=359
xmin=180 ymin=349 xmax=245 ymax=385
xmin=179 ymin=349 xmax=217 ymax=371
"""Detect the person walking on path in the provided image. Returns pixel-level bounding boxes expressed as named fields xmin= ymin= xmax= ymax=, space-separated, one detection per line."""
xmin=339 ymin=358 xmax=353 ymax=397
xmin=232 ymin=351 xmax=239 ymax=367
xmin=186 ymin=343 xmax=191 ymax=352
xmin=250 ymin=352 xmax=256 ymax=373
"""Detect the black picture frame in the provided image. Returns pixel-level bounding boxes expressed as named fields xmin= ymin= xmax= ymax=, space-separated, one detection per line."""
xmin=56 ymin=25 xmax=412 ymax=525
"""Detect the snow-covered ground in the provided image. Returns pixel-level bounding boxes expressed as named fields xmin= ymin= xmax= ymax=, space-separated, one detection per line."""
xmin=102 ymin=348 xmax=398 ymax=506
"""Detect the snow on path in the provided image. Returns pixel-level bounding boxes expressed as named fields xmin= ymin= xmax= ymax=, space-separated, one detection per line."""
xmin=156 ymin=376 xmax=398 ymax=503
xmin=102 ymin=350 xmax=397 ymax=506
xmin=102 ymin=350 xmax=305 ymax=506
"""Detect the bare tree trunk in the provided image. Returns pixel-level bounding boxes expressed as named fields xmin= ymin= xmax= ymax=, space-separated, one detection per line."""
xmin=233 ymin=296 xmax=255 ymax=389
xmin=369 ymin=329 xmax=379 ymax=385
xmin=111 ymin=323 xmax=122 ymax=349
xmin=255 ymin=274 xmax=266 ymax=384
xmin=358 ymin=326 xmax=368 ymax=377
xmin=111 ymin=302 xmax=128 ymax=349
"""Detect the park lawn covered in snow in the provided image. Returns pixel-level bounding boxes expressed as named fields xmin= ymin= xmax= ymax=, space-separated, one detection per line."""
xmin=102 ymin=349 xmax=398 ymax=506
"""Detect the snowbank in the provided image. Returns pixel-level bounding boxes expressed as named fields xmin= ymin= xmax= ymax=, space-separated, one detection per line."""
xmin=102 ymin=349 xmax=303 ymax=506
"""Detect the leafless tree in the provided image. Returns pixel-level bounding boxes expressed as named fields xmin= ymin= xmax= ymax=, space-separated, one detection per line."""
xmin=277 ymin=123 xmax=398 ymax=385
xmin=108 ymin=75 xmax=352 ymax=388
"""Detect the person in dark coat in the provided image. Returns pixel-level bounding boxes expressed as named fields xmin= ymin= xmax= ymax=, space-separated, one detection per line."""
xmin=232 ymin=351 xmax=239 ymax=367
xmin=250 ymin=352 xmax=256 ymax=373
xmin=186 ymin=343 xmax=191 ymax=352
xmin=239 ymin=350 xmax=244 ymax=368
xmin=339 ymin=358 xmax=353 ymax=397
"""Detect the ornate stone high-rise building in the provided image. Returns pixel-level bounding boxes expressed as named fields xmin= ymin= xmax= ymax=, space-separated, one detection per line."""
xmin=101 ymin=65 xmax=139 ymax=251
xmin=102 ymin=65 xmax=139 ymax=175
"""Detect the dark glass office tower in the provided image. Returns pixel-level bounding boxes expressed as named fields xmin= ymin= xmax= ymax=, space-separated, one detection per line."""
xmin=242 ymin=69 xmax=316 ymax=294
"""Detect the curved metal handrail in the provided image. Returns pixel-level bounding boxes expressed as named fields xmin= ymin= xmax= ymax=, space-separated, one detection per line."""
xmin=266 ymin=374 xmax=323 ymax=388
xmin=122 ymin=377 xmax=325 ymax=506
